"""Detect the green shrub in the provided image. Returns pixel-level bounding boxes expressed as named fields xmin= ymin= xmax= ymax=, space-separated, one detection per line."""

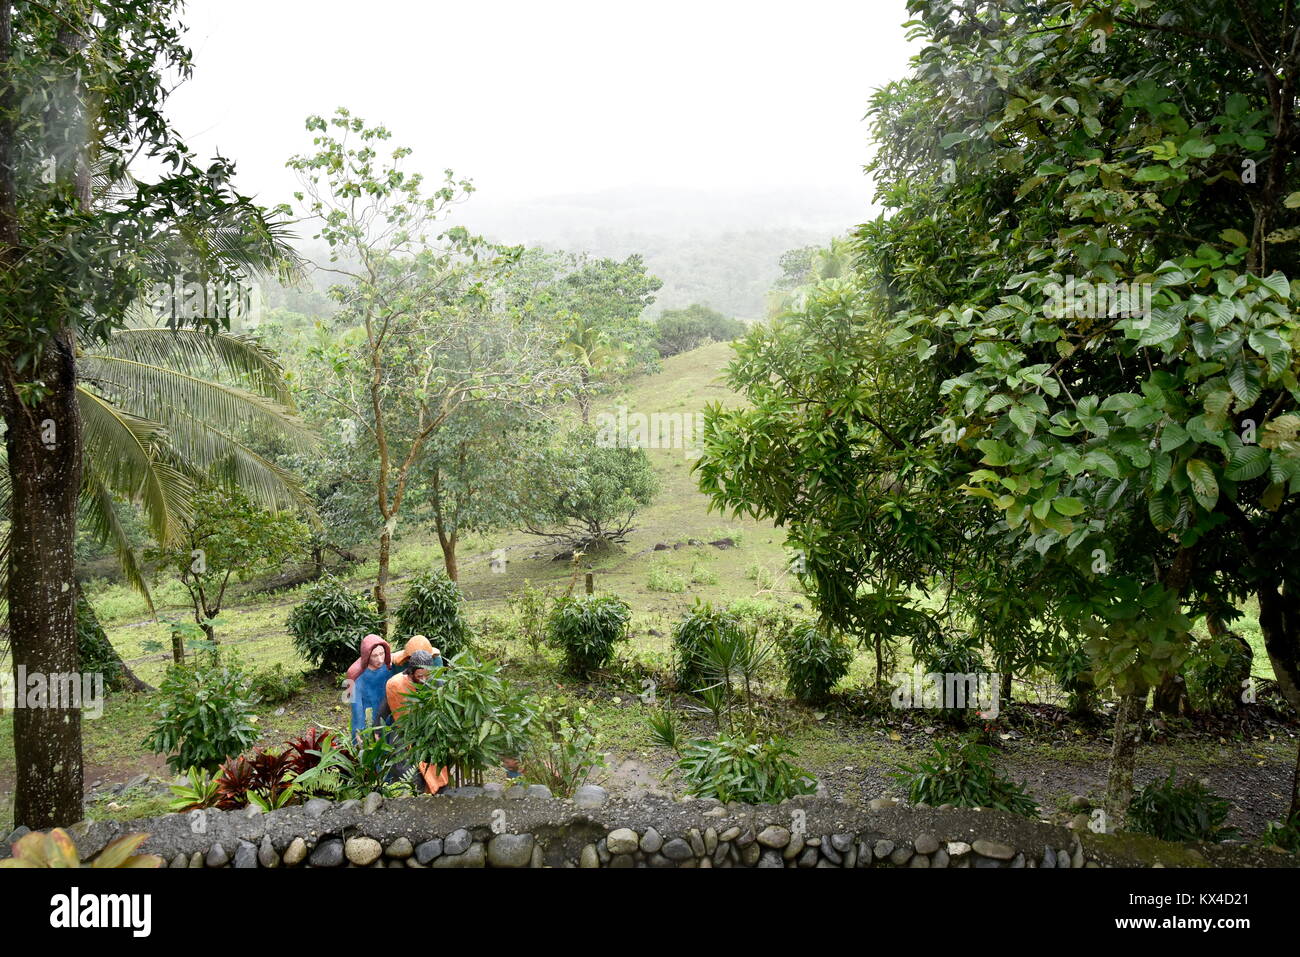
xmin=894 ymin=736 xmax=1038 ymax=816
xmin=1261 ymin=818 xmax=1300 ymax=853
xmin=922 ymin=635 xmax=989 ymax=725
xmin=291 ymin=729 xmax=408 ymax=800
xmin=654 ymin=304 xmax=747 ymax=357
xmin=547 ymin=593 xmax=631 ymax=677
xmin=521 ymin=697 xmax=606 ymax=798
xmin=674 ymin=732 xmax=816 ymax=804
xmin=671 ymin=600 xmax=745 ymax=691
xmin=784 ymin=620 xmax=853 ymax=704
xmin=287 ymin=576 xmax=385 ymax=673
xmin=1126 ymin=771 xmax=1236 ymax=843
xmin=394 ymin=651 xmax=534 ymax=787
xmin=647 ymin=708 xmax=682 ymax=750
xmin=142 ymin=656 xmax=259 ymax=773
xmin=394 ymin=570 xmax=474 ymax=659
xmin=1185 ymin=632 xmax=1253 ymax=714
xmin=689 ymin=562 xmax=718 ymax=585
xmin=249 ymin=663 xmax=306 ymax=705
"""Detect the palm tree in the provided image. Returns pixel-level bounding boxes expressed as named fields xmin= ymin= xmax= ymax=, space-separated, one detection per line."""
xmin=556 ymin=310 xmax=625 ymax=425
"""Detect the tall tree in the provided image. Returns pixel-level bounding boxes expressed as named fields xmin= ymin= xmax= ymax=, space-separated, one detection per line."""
xmin=0 ymin=1 xmax=292 ymax=828
xmin=287 ymin=110 xmax=572 ymax=622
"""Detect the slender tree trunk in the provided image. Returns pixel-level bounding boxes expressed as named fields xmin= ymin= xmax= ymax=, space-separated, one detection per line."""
xmin=432 ymin=500 xmax=459 ymax=582
xmin=375 ymin=526 xmax=392 ymax=628
xmin=443 ymin=534 xmax=458 ymax=582
xmin=1103 ymin=687 xmax=1147 ymax=830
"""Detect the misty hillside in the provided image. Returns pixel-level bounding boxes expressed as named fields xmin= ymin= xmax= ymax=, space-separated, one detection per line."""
xmin=447 ymin=185 xmax=870 ymax=318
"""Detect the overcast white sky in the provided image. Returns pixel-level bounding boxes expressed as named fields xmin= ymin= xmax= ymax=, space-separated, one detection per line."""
xmin=166 ymin=0 xmax=917 ymax=220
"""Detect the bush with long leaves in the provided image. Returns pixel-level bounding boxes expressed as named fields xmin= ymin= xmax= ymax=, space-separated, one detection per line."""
xmin=783 ymin=619 xmax=853 ymax=705
xmin=393 ymin=651 xmax=534 ymax=787
xmin=393 ymin=570 xmax=474 ymax=659
xmin=142 ymin=656 xmax=259 ymax=773
xmin=1126 ymin=771 xmax=1237 ymax=844
xmin=673 ymin=731 xmax=816 ymax=804
xmin=546 ymin=593 xmax=631 ymax=677
xmin=894 ymin=736 xmax=1037 ymax=817
xmin=287 ymin=575 xmax=385 ymax=673
xmin=671 ymin=600 xmax=745 ymax=692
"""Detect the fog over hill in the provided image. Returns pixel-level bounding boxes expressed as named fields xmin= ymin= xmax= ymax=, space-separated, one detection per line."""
xmin=274 ymin=186 xmax=869 ymax=321
xmin=443 ymin=185 xmax=870 ymax=319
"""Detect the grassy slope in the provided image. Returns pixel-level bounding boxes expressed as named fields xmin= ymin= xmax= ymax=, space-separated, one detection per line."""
xmin=1 ymin=341 xmax=1295 ymax=835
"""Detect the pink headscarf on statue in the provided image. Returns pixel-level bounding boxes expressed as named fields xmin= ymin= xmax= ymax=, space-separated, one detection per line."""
xmin=345 ymin=634 xmax=392 ymax=681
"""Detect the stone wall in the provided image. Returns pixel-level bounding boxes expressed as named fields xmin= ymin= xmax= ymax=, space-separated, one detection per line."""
xmin=4 ymin=783 xmax=1295 ymax=868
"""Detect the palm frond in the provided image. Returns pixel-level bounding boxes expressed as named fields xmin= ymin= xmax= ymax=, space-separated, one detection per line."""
xmin=151 ymin=414 xmax=317 ymax=518
xmin=77 ymin=386 xmax=194 ymax=545
xmin=90 ymin=327 xmax=296 ymax=405
xmin=77 ymin=354 xmax=316 ymax=454
xmin=79 ymin=459 xmax=155 ymax=612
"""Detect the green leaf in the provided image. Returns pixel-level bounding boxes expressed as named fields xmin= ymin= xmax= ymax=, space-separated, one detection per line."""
xmin=1225 ymin=445 xmax=1269 ymax=481
xmin=1009 ymin=403 xmax=1037 ymax=435
xmin=1052 ymin=496 xmax=1085 ymax=516
xmin=1186 ymin=459 xmax=1219 ymax=509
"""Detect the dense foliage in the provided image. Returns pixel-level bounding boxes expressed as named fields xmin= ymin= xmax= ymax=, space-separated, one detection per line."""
xmin=287 ymin=576 xmax=385 ymax=673
xmin=142 ymin=656 xmax=259 ymax=773
xmin=393 ymin=570 xmax=474 ymax=659
xmin=783 ymin=619 xmax=854 ymax=705
xmin=546 ymin=593 xmax=632 ymax=677
xmin=1127 ymin=771 xmax=1237 ymax=843
xmin=895 ymin=737 xmax=1039 ymax=817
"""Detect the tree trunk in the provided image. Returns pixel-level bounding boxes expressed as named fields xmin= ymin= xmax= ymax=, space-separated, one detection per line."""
xmin=443 ymin=536 xmax=458 ymax=582
xmin=375 ymin=526 xmax=392 ymax=629
xmin=1103 ymin=687 xmax=1147 ymax=831
xmin=0 ymin=5 xmax=90 ymax=829
xmin=170 ymin=628 xmax=186 ymax=666
xmin=2 ymin=330 xmax=85 ymax=830
xmin=1151 ymin=672 xmax=1185 ymax=715
xmin=75 ymin=588 xmax=152 ymax=693
xmin=1257 ymin=581 xmax=1300 ymax=823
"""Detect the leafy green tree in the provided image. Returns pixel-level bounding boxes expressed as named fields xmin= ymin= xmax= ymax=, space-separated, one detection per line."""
xmin=501 ymin=249 xmax=662 ymax=420
xmin=286 ymin=109 xmax=570 ymax=624
xmin=702 ymin=0 xmax=1300 ymax=828
xmin=0 ymin=1 xmax=292 ymax=828
xmin=515 ymin=425 xmax=659 ymax=549
xmin=147 ymin=483 xmax=308 ymax=652
xmin=654 ymin=304 xmax=747 ymax=357
xmin=871 ymin=0 xmax=1300 ymax=825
